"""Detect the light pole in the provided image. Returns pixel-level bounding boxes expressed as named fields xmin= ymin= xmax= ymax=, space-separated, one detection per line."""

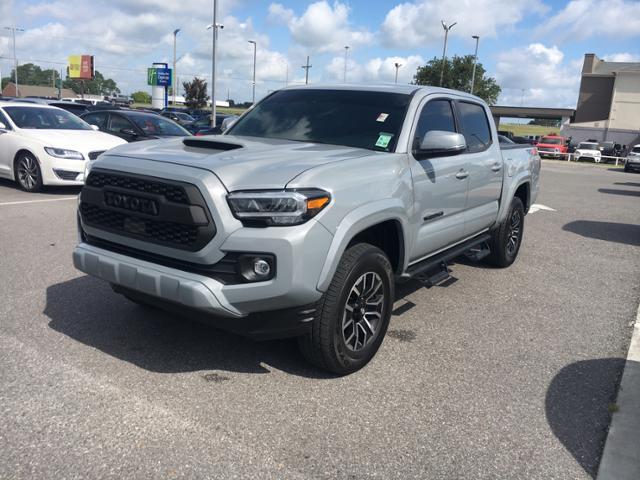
xmin=439 ymin=20 xmax=456 ymax=87
xmin=206 ymin=0 xmax=221 ymax=128
xmin=172 ymin=28 xmax=180 ymax=106
xmin=4 ymin=26 xmax=24 ymax=97
xmin=248 ymin=40 xmax=256 ymax=105
xmin=302 ymin=56 xmax=312 ymax=85
xmin=470 ymin=35 xmax=480 ymax=95
xmin=394 ymin=62 xmax=402 ymax=83
xmin=343 ymin=45 xmax=349 ymax=83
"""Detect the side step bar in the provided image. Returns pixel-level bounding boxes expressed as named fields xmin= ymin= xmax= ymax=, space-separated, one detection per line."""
xmin=402 ymin=233 xmax=492 ymax=281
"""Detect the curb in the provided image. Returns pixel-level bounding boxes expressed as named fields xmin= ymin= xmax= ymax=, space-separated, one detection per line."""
xmin=597 ymin=302 xmax=640 ymax=480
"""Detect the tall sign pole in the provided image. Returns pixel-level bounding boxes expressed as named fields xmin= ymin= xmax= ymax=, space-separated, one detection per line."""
xmin=211 ymin=0 xmax=218 ymax=127
xmin=302 ymin=56 xmax=312 ymax=85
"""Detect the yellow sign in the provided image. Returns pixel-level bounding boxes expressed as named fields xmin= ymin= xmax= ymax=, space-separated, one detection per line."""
xmin=68 ymin=55 xmax=94 ymax=80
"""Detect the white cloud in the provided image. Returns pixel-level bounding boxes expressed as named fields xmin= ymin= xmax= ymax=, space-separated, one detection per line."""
xmin=381 ymin=0 xmax=547 ymax=48
xmin=495 ymin=43 xmax=581 ymax=108
xmin=537 ymin=0 xmax=640 ymax=40
xmin=325 ymin=55 xmax=425 ymax=84
xmin=268 ymin=1 xmax=373 ymax=53
xmin=603 ymin=52 xmax=640 ymax=62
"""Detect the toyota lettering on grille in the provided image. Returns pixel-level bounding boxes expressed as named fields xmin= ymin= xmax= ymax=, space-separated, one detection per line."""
xmin=104 ymin=191 xmax=159 ymax=216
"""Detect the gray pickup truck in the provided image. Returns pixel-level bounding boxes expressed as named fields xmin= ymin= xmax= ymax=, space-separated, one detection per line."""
xmin=73 ymin=85 xmax=540 ymax=374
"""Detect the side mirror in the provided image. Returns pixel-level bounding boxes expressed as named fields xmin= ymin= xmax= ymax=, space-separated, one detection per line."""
xmin=415 ymin=130 xmax=467 ymax=158
xmin=220 ymin=118 xmax=237 ymax=133
xmin=90 ymin=124 xmax=99 ymax=131
xmin=120 ymin=128 xmax=138 ymax=137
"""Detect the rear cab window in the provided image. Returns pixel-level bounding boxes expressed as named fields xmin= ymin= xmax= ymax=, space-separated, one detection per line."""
xmin=456 ymin=101 xmax=492 ymax=152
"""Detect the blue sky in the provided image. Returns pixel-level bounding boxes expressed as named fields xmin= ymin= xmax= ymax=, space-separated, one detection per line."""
xmin=1 ymin=0 xmax=639 ymax=106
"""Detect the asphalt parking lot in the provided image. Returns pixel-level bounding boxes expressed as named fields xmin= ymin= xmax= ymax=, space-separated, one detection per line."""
xmin=1 ymin=161 xmax=638 ymax=479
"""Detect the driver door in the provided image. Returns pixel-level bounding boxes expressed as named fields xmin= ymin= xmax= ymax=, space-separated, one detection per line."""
xmin=0 ymin=109 xmax=17 ymax=179
xmin=408 ymin=98 xmax=469 ymax=262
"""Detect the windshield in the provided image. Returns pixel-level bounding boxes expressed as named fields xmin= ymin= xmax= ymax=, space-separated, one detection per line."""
xmin=130 ymin=114 xmax=190 ymax=136
xmin=227 ymin=89 xmax=411 ymax=151
xmin=4 ymin=106 xmax=92 ymax=130
xmin=632 ymin=146 xmax=640 ymax=154
xmin=578 ymin=142 xmax=598 ymax=149
xmin=176 ymin=113 xmax=194 ymax=121
xmin=540 ymin=137 xmax=563 ymax=145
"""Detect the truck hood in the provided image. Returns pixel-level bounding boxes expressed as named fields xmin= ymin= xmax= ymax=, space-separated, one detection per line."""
xmin=103 ymin=135 xmax=373 ymax=191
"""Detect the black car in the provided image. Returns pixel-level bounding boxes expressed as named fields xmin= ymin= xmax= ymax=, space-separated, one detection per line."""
xmin=80 ymin=109 xmax=191 ymax=142
xmin=184 ymin=114 xmax=231 ymax=134
xmin=48 ymin=101 xmax=89 ymax=117
xmin=599 ymin=141 xmax=623 ymax=162
xmin=160 ymin=111 xmax=195 ymax=125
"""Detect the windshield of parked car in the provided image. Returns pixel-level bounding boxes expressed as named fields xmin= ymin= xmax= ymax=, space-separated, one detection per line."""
xmin=3 ymin=106 xmax=92 ymax=130
xmin=175 ymin=113 xmax=194 ymax=121
xmin=632 ymin=146 xmax=640 ymax=154
xmin=130 ymin=114 xmax=190 ymax=136
xmin=540 ymin=137 xmax=563 ymax=145
xmin=227 ymin=89 xmax=411 ymax=152
xmin=578 ymin=142 xmax=598 ymax=150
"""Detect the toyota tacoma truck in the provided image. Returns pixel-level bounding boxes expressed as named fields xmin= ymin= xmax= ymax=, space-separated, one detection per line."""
xmin=73 ymin=85 xmax=540 ymax=374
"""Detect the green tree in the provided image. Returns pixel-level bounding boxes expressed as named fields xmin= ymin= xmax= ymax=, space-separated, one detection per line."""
xmin=2 ymin=63 xmax=61 ymax=90
xmin=63 ymin=70 xmax=120 ymax=96
xmin=414 ymin=55 xmax=501 ymax=105
xmin=131 ymin=91 xmax=152 ymax=104
xmin=183 ymin=77 xmax=209 ymax=109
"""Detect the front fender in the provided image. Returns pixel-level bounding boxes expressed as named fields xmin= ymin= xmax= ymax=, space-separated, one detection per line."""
xmin=316 ymin=199 xmax=410 ymax=291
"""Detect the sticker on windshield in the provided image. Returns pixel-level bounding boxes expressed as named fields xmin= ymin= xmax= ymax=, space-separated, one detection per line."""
xmin=376 ymin=113 xmax=389 ymax=122
xmin=375 ymin=132 xmax=393 ymax=148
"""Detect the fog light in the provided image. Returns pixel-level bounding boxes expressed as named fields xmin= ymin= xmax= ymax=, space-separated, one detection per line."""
xmin=238 ymin=254 xmax=275 ymax=282
xmin=254 ymin=259 xmax=271 ymax=276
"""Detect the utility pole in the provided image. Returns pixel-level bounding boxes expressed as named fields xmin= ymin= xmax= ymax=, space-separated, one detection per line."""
xmin=439 ymin=20 xmax=456 ymax=87
xmin=470 ymin=35 xmax=480 ymax=94
xmin=285 ymin=62 xmax=288 ymax=87
xmin=4 ymin=26 xmax=24 ymax=97
xmin=394 ymin=62 xmax=402 ymax=83
xmin=172 ymin=28 xmax=180 ymax=106
xmin=248 ymin=40 xmax=257 ymax=105
xmin=343 ymin=46 xmax=349 ymax=83
xmin=302 ymin=56 xmax=312 ymax=85
xmin=59 ymin=68 xmax=63 ymax=99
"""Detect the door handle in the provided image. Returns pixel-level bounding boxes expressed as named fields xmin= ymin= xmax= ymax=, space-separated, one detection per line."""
xmin=455 ymin=169 xmax=469 ymax=180
xmin=491 ymin=163 xmax=502 ymax=172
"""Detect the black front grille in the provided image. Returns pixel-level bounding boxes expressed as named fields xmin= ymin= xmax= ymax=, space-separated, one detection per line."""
xmin=80 ymin=203 xmax=199 ymax=246
xmin=86 ymin=171 xmax=189 ymax=204
xmin=80 ymin=169 xmax=215 ymax=251
xmin=88 ymin=151 xmax=105 ymax=160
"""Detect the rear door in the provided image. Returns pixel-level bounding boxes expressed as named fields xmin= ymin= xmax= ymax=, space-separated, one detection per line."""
xmin=408 ymin=97 xmax=469 ymax=262
xmin=455 ymin=101 xmax=503 ymax=236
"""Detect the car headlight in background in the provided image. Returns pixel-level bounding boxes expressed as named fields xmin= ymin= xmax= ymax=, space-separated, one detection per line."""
xmin=44 ymin=147 xmax=85 ymax=160
xmin=554 ymin=148 xmax=559 ymax=152
xmin=227 ymin=189 xmax=331 ymax=226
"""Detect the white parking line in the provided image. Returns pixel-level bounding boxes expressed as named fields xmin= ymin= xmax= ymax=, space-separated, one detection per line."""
xmin=0 ymin=197 xmax=78 ymax=206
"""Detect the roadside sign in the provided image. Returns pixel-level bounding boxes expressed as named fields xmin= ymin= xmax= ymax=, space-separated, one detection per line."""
xmin=147 ymin=67 xmax=172 ymax=87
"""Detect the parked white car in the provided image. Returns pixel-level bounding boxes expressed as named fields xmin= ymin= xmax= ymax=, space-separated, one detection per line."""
xmin=573 ymin=141 xmax=602 ymax=162
xmin=0 ymin=102 xmax=126 ymax=191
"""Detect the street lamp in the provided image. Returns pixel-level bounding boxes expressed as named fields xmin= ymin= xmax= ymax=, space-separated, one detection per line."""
xmin=3 ymin=26 xmax=24 ymax=97
xmin=470 ymin=35 xmax=480 ymax=95
xmin=343 ymin=45 xmax=349 ymax=83
xmin=248 ymin=40 xmax=256 ymax=105
xmin=172 ymin=28 xmax=180 ymax=106
xmin=394 ymin=62 xmax=402 ymax=84
xmin=439 ymin=20 xmax=456 ymax=87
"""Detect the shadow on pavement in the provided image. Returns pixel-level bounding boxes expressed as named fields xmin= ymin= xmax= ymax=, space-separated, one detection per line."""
xmin=563 ymin=220 xmax=640 ymax=247
xmin=598 ymin=188 xmax=640 ymax=197
xmin=613 ymin=182 xmax=640 ymax=187
xmin=546 ymin=358 xmax=626 ymax=478
xmin=44 ymin=275 xmax=336 ymax=379
xmin=0 ymin=177 xmax=83 ymax=195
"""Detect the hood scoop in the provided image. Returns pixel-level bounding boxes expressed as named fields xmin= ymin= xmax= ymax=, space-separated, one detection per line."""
xmin=183 ymin=138 xmax=244 ymax=151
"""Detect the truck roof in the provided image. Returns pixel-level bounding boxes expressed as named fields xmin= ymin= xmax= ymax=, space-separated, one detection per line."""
xmin=281 ymin=83 xmax=482 ymax=100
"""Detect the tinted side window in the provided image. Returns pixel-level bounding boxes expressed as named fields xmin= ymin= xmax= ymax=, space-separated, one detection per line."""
xmin=83 ymin=112 xmax=107 ymax=129
xmin=0 ymin=109 xmax=12 ymax=129
xmin=109 ymin=114 xmax=134 ymax=133
xmin=457 ymin=101 xmax=491 ymax=152
xmin=415 ymin=99 xmax=456 ymax=145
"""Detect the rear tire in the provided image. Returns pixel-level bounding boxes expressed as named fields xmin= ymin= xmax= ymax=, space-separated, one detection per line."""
xmin=485 ymin=197 xmax=525 ymax=268
xmin=15 ymin=152 xmax=43 ymax=192
xmin=298 ymin=243 xmax=394 ymax=375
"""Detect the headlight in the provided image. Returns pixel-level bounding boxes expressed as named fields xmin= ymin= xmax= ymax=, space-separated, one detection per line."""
xmin=554 ymin=148 xmax=559 ymax=152
xmin=227 ymin=189 xmax=330 ymax=226
xmin=44 ymin=147 xmax=85 ymax=160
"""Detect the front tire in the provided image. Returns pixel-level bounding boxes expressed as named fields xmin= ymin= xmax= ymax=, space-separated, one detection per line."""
xmin=298 ymin=243 xmax=394 ymax=375
xmin=485 ymin=197 xmax=525 ymax=268
xmin=15 ymin=152 xmax=43 ymax=192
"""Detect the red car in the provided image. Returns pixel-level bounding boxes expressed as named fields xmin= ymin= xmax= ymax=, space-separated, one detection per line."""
xmin=536 ymin=135 xmax=569 ymax=159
